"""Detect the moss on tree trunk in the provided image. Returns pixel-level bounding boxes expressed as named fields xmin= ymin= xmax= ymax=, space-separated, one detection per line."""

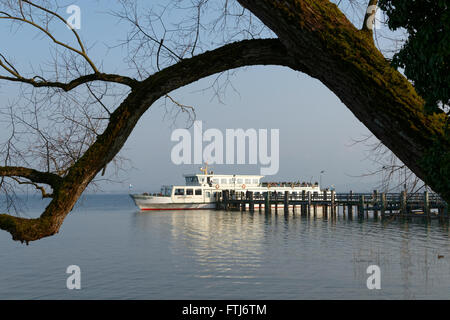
xmin=238 ymin=0 xmax=449 ymax=201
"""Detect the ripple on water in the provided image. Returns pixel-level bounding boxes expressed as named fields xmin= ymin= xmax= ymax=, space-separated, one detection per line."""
xmin=0 ymin=194 xmax=449 ymax=299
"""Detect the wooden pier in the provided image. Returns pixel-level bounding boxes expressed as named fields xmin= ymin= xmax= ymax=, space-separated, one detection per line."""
xmin=216 ymin=190 xmax=449 ymax=220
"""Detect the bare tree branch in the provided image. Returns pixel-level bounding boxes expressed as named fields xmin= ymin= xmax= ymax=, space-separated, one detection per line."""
xmin=0 ymin=37 xmax=294 ymax=243
xmin=0 ymin=71 xmax=138 ymax=91
xmin=0 ymin=166 xmax=62 ymax=190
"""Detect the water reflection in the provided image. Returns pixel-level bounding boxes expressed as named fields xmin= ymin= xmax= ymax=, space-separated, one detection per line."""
xmin=1 ymin=195 xmax=448 ymax=299
xmin=133 ymin=208 xmax=450 ymax=299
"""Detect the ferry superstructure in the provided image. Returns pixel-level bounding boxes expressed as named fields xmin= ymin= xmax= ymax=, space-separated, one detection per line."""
xmin=130 ymin=166 xmax=325 ymax=211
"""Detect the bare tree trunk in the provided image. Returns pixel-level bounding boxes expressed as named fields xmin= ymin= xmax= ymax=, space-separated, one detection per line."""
xmin=238 ymin=0 xmax=449 ymax=200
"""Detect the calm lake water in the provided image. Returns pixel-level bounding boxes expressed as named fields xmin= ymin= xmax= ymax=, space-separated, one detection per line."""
xmin=0 ymin=194 xmax=449 ymax=300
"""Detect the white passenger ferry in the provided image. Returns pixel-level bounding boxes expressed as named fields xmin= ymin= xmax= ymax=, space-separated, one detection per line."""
xmin=130 ymin=165 xmax=324 ymax=211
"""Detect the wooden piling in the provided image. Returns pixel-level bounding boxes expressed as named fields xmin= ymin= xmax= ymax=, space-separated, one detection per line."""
xmin=284 ymin=191 xmax=289 ymax=215
xmin=249 ymin=191 xmax=254 ymax=213
xmin=424 ymin=191 xmax=430 ymax=219
xmin=381 ymin=193 xmax=386 ymax=217
xmin=274 ymin=192 xmax=278 ymax=213
xmin=400 ymin=191 xmax=407 ymax=215
xmin=264 ymin=192 xmax=271 ymax=214
xmin=223 ymin=190 xmax=229 ymax=211
xmin=358 ymin=195 xmax=365 ymax=218
xmin=348 ymin=190 xmax=353 ymax=218
xmin=307 ymin=191 xmax=312 ymax=216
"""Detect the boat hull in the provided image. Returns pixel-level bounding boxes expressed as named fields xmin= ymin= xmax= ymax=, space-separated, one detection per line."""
xmin=138 ymin=203 xmax=216 ymax=211
xmin=130 ymin=194 xmax=215 ymax=211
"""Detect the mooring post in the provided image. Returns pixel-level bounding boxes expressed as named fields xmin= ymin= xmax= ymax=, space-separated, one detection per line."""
xmin=365 ymin=195 xmax=369 ymax=218
xmin=274 ymin=191 xmax=278 ymax=214
xmin=216 ymin=191 xmax=221 ymax=210
xmin=373 ymin=190 xmax=379 ymax=218
xmin=400 ymin=191 xmax=407 ymax=216
xmin=358 ymin=195 xmax=365 ymax=218
xmin=307 ymin=191 xmax=312 ymax=216
xmin=299 ymin=190 xmax=304 ymax=216
xmin=348 ymin=190 xmax=353 ymax=218
xmin=265 ymin=192 xmax=271 ymax=214
xmin=322 ymin=190 xmax=328 ymax=219
xmin=258 ymin=192 xmax=262 ymax=213
xmin=323 ymin=204 xmax=328 ymax=220
xmin=284 ymin=191 xmax=289 ymax=215
xmin=224 ymin=190 xmax=229 ymax=211
xmin=249 ymin=191 xmax=254 ymax=213
xmin=381 ymin=193 xmax=386 ymax=217
xmin=424 ymin=191 xmax=430 ymax=219
xmin=331 ymin=190 xmax=336 ymax=217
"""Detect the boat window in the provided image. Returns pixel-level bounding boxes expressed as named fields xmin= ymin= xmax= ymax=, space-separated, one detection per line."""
xmin=186 ymin=189 xmax=194 ymax=195
xmin=237 ymin=179 xmax=243 ymax=184
xmin=161 ymin=187 xmax=171 ymax=196
xmin=245 ymin=179 xmax=251 ymax=184
xmin=206 ymin=191 xmax=211 ymax=197
xmin=212 ymin=178 xmax=219 ymax=184
xmin=185 ymin=176 xmax=198 ymax=184
xmin=221 ymin=179 xmax=227 ymax=184
xmin=253 ymin=179 xmax=259 ymax=184
xmin=175 ymin=188 xmax=185 ymax=195
xmin=195 ymin=189 xmax=202 ymax=196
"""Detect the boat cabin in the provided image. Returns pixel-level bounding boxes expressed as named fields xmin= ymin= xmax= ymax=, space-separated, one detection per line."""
xmin=183 ymin=174 xmax=263 ymax=188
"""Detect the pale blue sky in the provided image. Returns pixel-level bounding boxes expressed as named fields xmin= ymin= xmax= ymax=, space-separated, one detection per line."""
xmin=0 ymin=0 xmax=382 ymax=194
